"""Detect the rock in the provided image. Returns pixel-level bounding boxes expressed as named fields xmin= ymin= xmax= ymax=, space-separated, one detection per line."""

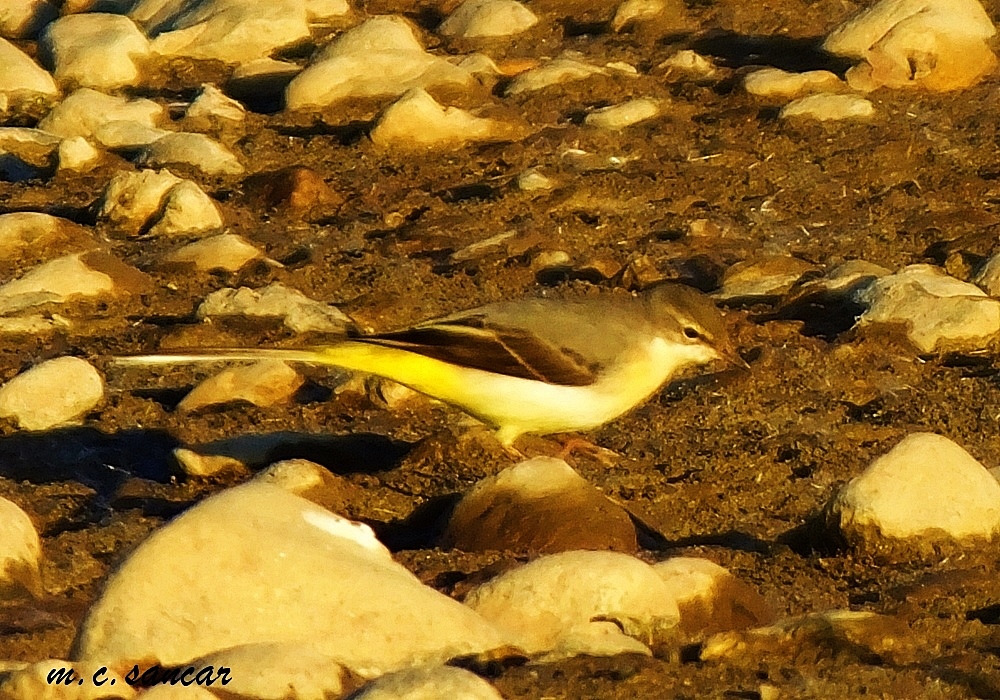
xmin=370 ymin=88 xmax=524 ymax=149
xmin=73 ymin=483 xmax=509 ymax=674
xmin=353 ymin=666 xmax=503 ymax=700
xmin=304 ymin=0 xmax=351 ymax=21
xmin=465 ymin=550 xmax=680 ymax=657
xmin=0 ymin=497 xmax=42 ymax=598
xmin=826 ymin=433 xmax=1000 ymax=551
xmin=161 ymin=232 xmax=266 ymax=272
xmin=823 ymin=0 xmax=997 ymax=91
xmin=653 ymin=558 xmax=773 ymax=639
xmin=57 ymin=136 xmax=101 ymax=172
xmin=779 ymin=93 xmax=875 ymax=121
xmin=0 ymin=212 xmax=94 ymax=260
xmin=505 ymin=56 xmax=605 ymax=95
xmin=974 ymin=250 xmax=1000 ymax=295
xmin=854 ymin=264 xmax=1000 ymax=353
xmin=584 ymin=98 xmax=660 ymax=130
xmin=0 ymin=252 xmax=149 ymax=315
xmin=137 ymin=132 xmax=244 ymax=175
xmin=37 ymin=88 xmax=163 ymax=140
xmin=186 ymin=642 xmax=364 ymax=699
xmin=442 ymin=457 xmax=638 ymax=553
xmin=132 ymin=0 xmax=321 ymax=64
xmin=40 ymin=13 xmax=150 ymax=90
xmin=786 ymin=260 xmax=891 ymax=302
xmin=612 ymin=0 xmax=666 ymax=31
xmin=0 ymin=357 xmax=104 ymax=431
xmin=173 ymin=447 xmax=247 ymax=478
xmin=0 ymin=38 xmax=59 ymax=98
xmin=439 ymin=0 xmax=538 ymax=38
xmin=185 ymin=83 xmax=245 ymax=123
xmin=0 ymin=660 xmax=134 ymax=700
xmin=285 ymin=15 xmax=475 ymax=111
xmin=138 ymin=684 xmax=214 ymax=700
xmin=244 ymin=166 xmax=344 ymax=212
xmin=253 ymin=458 xmax=362 ymax=512
xmin=658 ymin=49 xmax=716 ymax=77
xmin=0 ymin=0 xmax=58 ymax=39
xmin=0 ymin=128 xmax=59 ymax=180
xmin=716 ymin=256 xmax=819 ymax=303
xmin=92 ymin=120 xmax=169 ymax=150
xmin=177 ymin=359 xmax=304 ymax=412
xmin=96 ymin=169 xmax=223 ymax=238
xmin=196 ymin=282 xmax=352 ymax=333
xmin=701 ymin=610 xmax=916 ymax=666
xmin=228 ymin=58 xmax=301 ymax=104
xmin=516 ymin=167 xmax=556 ymax=192
xmin=743 ymin=67 xmax=844 ymax=98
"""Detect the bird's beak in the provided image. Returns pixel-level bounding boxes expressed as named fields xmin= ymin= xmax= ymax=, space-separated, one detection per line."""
xmin=716 ymin=338 xmax=750 ymax=370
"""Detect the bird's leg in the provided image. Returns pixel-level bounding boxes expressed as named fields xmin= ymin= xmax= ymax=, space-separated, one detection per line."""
xmin=504 ymin=433 xmax=620 ymax=466
xmin=554 ymin=435 xmax=621 ymax=466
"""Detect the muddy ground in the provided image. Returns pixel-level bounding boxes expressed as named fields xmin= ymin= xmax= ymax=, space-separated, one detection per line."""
xmin=3 ymin=0 xmax=1000 ymax=697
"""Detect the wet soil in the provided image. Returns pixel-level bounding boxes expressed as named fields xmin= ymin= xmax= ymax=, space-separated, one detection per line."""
xmin=3 ymin=0 xmax=1000 ymax=697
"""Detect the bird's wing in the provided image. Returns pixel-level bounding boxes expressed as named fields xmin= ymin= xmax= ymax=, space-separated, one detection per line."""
xmin=359 ymin=313 xmax=598 ymax=386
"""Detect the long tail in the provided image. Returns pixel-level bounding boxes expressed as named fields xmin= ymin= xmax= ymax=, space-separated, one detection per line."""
xmin=111 ymin=347 xmax=330 ymax=366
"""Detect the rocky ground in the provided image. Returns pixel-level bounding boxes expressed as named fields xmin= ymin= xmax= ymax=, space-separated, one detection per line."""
xmin=2 ymin=0 xmax=1000 ymax=697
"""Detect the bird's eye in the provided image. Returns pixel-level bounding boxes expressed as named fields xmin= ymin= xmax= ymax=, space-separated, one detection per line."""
xmin=683 ymin=327 xmax=700 ymax=339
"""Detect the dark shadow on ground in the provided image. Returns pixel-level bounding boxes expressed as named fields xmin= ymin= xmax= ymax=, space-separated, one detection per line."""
xmin=690 ymin=31 xmax=853 ymax=74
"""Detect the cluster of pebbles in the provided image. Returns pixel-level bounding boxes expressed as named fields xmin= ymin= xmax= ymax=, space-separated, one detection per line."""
xmin=1 ymin=0 xmax=1000 ymax=697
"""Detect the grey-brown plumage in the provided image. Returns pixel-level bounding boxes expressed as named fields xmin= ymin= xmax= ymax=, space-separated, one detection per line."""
xmin=115 ymin=283 xmax=743 ymax=445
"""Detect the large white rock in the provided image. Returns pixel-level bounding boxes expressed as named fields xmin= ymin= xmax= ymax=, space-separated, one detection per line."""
xmin=137 ymin=132 xmax=244 ymax=175
xmin=161 ymin=232 xmax=264 ymax=272
xmin=370 ymin=88 xmax=523 ymax=149
xmin=974 ymin=251 xmax=1000 ymax=296
xmin=855 ymin=264 xmax=1000 ymax=353
xmin=0 ymin=660 xmax=133 ymax=700
xmin=37 ymin=88 xmax=163 ymax=140
xmin=0 ymin=253 xmax=116 ymax=314
xmin=0 ymin=357 xmax=104 ymax=431
xmin=0 ymin=497 xmax=42 ymax=598
xmin=465 ymin=550 xmax=680 ymax=657
xmin=0 ymin=0 xmax=58 ymax=39
xmin=584 ymin=98 xmax=660 ymax=129
xmin=40 ymin=14 xmax=151 ymax=90
xmin=505 ymin=56 xmax=605 ymax=95
xmin=779 ymin=93 xmax=875 ymax=121
xmin=73 ymin=483 xmax=509 ymax=674
xmin=185 ymin=83 xmax=245 ymax=123
xmin=353 ymin=666 xmax=503 ymax=699
xmin=0 ymin=38 xmax=59 ymax=98
xmin=196 ymin=282 xmax=352 ymax=333
xmin=177 ymin=359 xmax=303 ymax=412
xmin=443 ymin=456 xmax=637 ymax=553
xmin=285 ymin=16 xmax=475 ymax=111
xmin=653 ymin=558 xmax=773 ymax=639
xmin=743 ymin=67 xmax=844 ymax=98
xmin=0 ymin=212 xmax=94 ymax=260
xmin=439 ymin=0 xmax=538 ymax=38
xmin=96 ymin=169 xmax=223 ymax=238
xmin=92 ymin=120 xmax=168 ymax=149
xmin=57 ymin=136 xmax=102 ymax=172
xmin=186 ymin=642 xmax=363 ymax=699
xmin=135 ymin=0 xmax=315 ymax=63
xmin=823 ymin=0 xmax=997 ymax=91
xmin=828 ymin=433 xmax=1000 ymax=546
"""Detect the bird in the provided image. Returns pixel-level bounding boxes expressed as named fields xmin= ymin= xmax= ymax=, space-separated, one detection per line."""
xmin=115 ymin=283 xmax=744 ymax=447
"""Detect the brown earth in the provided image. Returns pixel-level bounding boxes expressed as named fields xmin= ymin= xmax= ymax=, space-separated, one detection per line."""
xmin=3 ymin=0 xmax=1000 ymax=697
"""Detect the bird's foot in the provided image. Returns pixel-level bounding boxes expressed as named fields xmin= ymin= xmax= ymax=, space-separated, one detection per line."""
xmin=507 ymin=434 xmax=620 ymax=466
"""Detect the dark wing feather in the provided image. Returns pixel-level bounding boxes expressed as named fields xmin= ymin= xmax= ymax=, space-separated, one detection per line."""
xmin=359 ymin=318 xmax=597 ymax=386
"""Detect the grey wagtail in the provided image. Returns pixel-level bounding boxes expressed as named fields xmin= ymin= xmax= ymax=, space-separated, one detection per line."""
xmin=115 ymin=283 xmax=744 ymax=446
